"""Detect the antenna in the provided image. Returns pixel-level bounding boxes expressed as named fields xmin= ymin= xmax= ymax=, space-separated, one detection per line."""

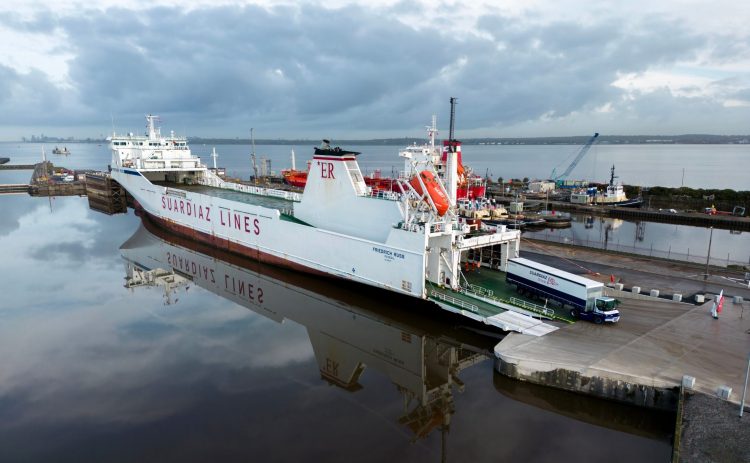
xmin=110 ymin=113 xmax=115 ymax=136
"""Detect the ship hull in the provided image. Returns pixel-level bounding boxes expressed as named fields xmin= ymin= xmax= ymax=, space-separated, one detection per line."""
xmin=597 ymin=198 xmax=643 ymax=208
xmin=112 ymin=168 xmax=427 ymax=299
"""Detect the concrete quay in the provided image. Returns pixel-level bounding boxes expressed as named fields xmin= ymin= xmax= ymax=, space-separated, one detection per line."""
xmin=494 ymin=296 xmax=750 ymax=410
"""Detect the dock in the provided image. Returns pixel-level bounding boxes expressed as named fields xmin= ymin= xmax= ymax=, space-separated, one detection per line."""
xmin=494 ymin=296 xmax=750 ymax=410
xmin=490 ymin=194 xmax=750 ymax=231
xmin=0 ymin=184 xmax=30 ymax=194
xmin=85 ymin=172 xmax=128 ymax=214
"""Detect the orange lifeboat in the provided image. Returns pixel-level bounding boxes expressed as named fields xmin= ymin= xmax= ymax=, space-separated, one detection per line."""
xmin=281 ymin=169 xmax=308 ymax=188
xmin=409 ymin=170 xmax=449 ymax=216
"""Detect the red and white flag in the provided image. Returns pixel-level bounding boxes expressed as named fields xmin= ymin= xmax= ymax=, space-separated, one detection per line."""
xmin=716 ymin=290 xmax=724 ymax=314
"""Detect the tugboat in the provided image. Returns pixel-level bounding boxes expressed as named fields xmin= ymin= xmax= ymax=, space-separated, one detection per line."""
xmin=52 ymin=146 xmax=71 ymax=155
xmin=593 ymin=165 xmax=642 ymax=207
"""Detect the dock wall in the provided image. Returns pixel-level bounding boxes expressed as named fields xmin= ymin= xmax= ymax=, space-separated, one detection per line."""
xmin=494 ymin=348 xmax=680 ymax=410
xmin=491 ymin=194 xmax=750 ymax=231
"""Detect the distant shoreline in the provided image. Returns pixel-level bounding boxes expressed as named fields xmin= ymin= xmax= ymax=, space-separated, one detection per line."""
xmin=10 ymin=134 xmax=750 ymax=145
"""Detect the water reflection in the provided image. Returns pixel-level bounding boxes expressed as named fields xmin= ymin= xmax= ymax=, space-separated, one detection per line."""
xmin=121 ymin=217 xmax=497 ymax=444
xmin=492 ymin=374 xmax=674 ymax=442
xmin=122 ymin=216 xmax=675 ymax=448
xmin=0 ymin=196 xmax=674 ymax=461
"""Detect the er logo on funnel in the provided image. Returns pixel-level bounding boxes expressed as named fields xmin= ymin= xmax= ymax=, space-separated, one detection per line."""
xmin=318 ymin=161 xmax=335 ymax=179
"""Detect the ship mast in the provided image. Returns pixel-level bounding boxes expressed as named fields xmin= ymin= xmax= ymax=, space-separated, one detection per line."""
xmin=427 ymin=115 xmax=438 ymax=151
xmin=250 ymin=128 xmax=258 ymax=184
xmin=448 ymin=97 xmax=457 ymax=143
xmin=445 ymin=97 xmax=459 ymax=207
xmin=211 ymin=147 xmax=218 ymax=170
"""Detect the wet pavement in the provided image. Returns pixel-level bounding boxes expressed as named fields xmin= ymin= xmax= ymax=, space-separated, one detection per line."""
xmin=521 ymin=240 xmax=750 ymax=301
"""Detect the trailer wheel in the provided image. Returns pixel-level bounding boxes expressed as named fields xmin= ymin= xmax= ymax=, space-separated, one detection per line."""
xmin=570 ymin=309 xmax=579 ymax=319
xmin=594 ymin=315 xmax=603 ymax=324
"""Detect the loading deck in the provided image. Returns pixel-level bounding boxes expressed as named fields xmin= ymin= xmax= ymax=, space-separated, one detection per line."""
xmin=427 ymin=268 xmax=575 ymax=324
xmin=158 ymin=182 xmax=295 ymax=210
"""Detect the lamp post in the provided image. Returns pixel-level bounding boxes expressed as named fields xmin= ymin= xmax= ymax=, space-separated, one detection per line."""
xmin=741 ymin=351 xmax=749 ymax=418
xmin=704 ymin=226 xmax=714 ymax=280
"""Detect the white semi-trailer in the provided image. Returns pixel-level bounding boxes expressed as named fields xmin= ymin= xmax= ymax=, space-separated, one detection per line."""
xmin=506 ymin=257 xmax=620 ymax=324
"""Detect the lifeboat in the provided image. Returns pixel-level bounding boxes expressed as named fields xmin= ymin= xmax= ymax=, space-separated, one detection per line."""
xmin=281 ymin=169 xmax=308 ymax=188
xmin=409 ymin=170 xmax=449 ymax=216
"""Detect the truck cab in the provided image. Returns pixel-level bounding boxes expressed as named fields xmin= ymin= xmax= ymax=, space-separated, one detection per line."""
xmin=570 ymin=297 xmax=620 ymax=324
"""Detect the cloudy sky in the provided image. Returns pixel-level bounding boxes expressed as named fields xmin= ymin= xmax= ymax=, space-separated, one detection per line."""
xmin=1 ymin=0 xmax=748 ymax=139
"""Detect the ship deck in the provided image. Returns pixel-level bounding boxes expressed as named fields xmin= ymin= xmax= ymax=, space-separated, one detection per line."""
xmin=156 ymin=182 xmax=295 ymax=211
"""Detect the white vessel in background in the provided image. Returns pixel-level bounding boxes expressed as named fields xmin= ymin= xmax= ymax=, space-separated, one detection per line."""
xmin=570 ymin=165 xmax=643 ymax=208
xmin=109 ymin=105 xmax=556 ymax=333
xmin=594 ymin=165 xmax=643 ymax=207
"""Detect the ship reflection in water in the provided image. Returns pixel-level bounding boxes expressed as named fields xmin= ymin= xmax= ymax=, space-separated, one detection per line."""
xmin=120 ymin=216 xmax=674 ymax=454
xmin=122 ymin=217 xmax=495 ymax=444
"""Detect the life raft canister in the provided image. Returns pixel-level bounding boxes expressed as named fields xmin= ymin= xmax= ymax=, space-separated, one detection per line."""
xmin=409 ymin=170 xmax=449 ymax=216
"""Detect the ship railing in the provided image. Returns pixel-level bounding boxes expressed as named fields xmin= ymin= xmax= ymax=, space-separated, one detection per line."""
xmin=464 ymin=283 xmax=494 ymax=298
xmin=429 ymin=290 xmax=479 ymax=313
xmin=507 ymin=297 xmax=556 ymax=317
xmin=460 ymin=284 xmax=559 ymax=319
xmin=197 ymin=176 xmax=302 ymax=202
xmin=367 ymin=189 xmax=401 ymax=201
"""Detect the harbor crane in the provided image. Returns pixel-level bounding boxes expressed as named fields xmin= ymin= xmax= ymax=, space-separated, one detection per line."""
xmin=549 ymin=132 xmax=599 ymax=181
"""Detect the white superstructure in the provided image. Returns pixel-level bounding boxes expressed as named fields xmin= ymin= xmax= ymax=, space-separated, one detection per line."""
xmin=109 ymin=114 xmax=521 ymax=312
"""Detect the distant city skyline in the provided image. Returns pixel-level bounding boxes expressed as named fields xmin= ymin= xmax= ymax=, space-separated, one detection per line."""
xmin=0 ymin=1 xmax=748 ymax=140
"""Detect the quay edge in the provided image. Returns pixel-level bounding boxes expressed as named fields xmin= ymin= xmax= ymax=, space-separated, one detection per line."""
xmin=494 ymin=338 xmax=679 ymax=410
xmin=493 ymin=295 xmax=750 ymax=412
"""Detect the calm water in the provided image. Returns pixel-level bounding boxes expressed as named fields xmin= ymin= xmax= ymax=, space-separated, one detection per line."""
xmin=1 ymin=141 xmax=748 ymax=189
xmin=524 ymin=214 xmax=750 ymax=266
xmin=0 ymin=194 xmax=673 ymax=462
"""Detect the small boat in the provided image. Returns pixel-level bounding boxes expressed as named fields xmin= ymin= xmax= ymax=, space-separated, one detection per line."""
xmin=52 ymin=146 xmax=71 ymax=155
xmin=280 ymin=147 xmax=310 ymax=188
xmin=527 ymin=210 xmax=572 ymax=227
xmin=593 ymin=165 xmax=642 ymax=207
xmin=281 ymin=169 xmax=308 ymax=188
xmin=483 ymin=217 xmax=545 ymax=230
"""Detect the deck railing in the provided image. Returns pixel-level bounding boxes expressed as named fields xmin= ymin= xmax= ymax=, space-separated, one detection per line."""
xmin=508 ymin=296 xmax=557 ymax=318
xmin=460 ymin=283 xmax=562 ymax=320
xmin=429 ymin=290 xmax=479 ymax=313
xmin=196 ymin=175 xmax=301 ymax=202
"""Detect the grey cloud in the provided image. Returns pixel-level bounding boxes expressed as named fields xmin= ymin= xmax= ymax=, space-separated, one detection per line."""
xmin=0 ymin=5 xmax=746 ymax=137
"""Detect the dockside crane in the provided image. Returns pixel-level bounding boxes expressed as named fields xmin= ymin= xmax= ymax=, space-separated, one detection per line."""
xmin=549 ymin=132 xmax=599 ymax=181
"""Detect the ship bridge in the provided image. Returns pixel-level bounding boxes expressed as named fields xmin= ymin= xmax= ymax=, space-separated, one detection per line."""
xmin=110 ymin=114 xmax=205 ymax=182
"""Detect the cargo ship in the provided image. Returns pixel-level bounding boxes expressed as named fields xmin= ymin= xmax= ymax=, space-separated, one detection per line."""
xmin=109 ymin=104 xmax=555 ymax=333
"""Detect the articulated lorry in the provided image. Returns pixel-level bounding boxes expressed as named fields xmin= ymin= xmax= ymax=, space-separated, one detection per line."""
xmin=506 ymin=257 xmax=620 ymax=324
